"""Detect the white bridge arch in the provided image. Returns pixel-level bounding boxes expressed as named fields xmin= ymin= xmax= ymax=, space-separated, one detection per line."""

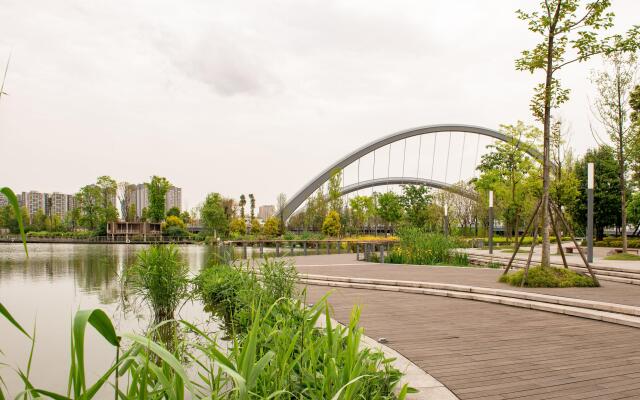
xmin=281 ymin=124 xmax=542 ymax=221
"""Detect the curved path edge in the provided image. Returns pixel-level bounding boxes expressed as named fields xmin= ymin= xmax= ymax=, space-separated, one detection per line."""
xmin=316 ymin=314 xmax=459 ymax=400
xmin=301 ymin=275 xmax=640 ymax=329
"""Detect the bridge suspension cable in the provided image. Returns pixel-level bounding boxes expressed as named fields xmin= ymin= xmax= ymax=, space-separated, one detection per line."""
xmin=459 ymin=132 xmax=466 ymax=183
xmin=417 ymin=135 xmax=422 ymax=178
xmin=444 ymin=131 xmax=452 ymax=184
xmin=430 ymin=133 xmax=437 ymax=180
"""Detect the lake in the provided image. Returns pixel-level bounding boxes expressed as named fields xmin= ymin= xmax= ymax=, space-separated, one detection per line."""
xmin=0 ymin=243 xmax=217 ymax=396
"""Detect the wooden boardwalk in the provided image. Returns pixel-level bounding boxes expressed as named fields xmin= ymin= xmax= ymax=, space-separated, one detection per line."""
xmin=297 ymin=255 xmax=640 ymax=399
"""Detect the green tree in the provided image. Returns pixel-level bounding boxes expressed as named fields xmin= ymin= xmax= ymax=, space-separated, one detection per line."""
xmin=516 ymin=0 xmax=639 ymax=266
xmin=475 ymin=122 xmax=541 ymax=242
xmin=400 ymin=185 xmax=433 ymax=228
xmin=147 ymin=176 xmax=171 ymax=223
xmin=304 ymin=188 xmax=328 ymax=231
xmin=31 ymin=209 xmax=46 ymax=231
xmin=0 ymin=205 xmax=29 ymax=234
xmin=626 ymin=191 xmax=640 ymax=233
xmin=328 ymin=169 xmax=343 ymax=213
xmin=229 ymin=217 xmax=247 ymax=237
xmin=591 ymin=51 xmax=638 ymax=252
xmin=127 ymin=203 xmax=137 ymax=222
xmin=249 ymin=194 xmax=255 ymax=219
xmin=349 ymin=195 xmax=374 ymax=233
xmin=141 ymin=207 xmax=149 ymax=222
xmin=239 ymin=194 xmax=246 ymax=219
xmin=263 ymin=216 xmax=281 ymax=237
xmin=201 ymin=193 xmax=228 ymax=237
xmin=77 ymin=184 xmax=102 ymax=230
xmin=570 ymin=146 xmax=622 ymax=240
xmin=166 ymin=207 xmax=181 ymax=218
xmin=180 ymin=211 xmax=191 ymax=224
xmin=250 ymin=218 xmax=262 ymax=234
xmin=322 ymin=210 xmax=342 ymax=237
xmin=376 ymin=192 xmax=403 ymax=231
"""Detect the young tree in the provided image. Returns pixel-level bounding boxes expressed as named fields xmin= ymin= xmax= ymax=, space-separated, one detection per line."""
xmin=239 ymin=194 xmax=246 ymax=219
xmin=304 ymin=188 xmax=328 ymax=231
xmin=400 ymin=184 xmax=433 ymax=228
xmin=475 ymin=122 xmax=540 ymax=243
xmin=629 ymin=85 xmax=640 ymax=184
xmin=200 ymin=193 xmax=228 ymax=237
xmin=349 ymin=195 xmax=374 ymax=233
xmin=376 ymin=192 xmax=403 ymax=232
xmin=328 ymin=169 xmax=344 ymax=213
xmin=229 ymin=217 xmax=247 ymax=237
xmin=147 ymin=176 xmax=171 ymax=223
xmin=248 ymin=193 xmax=255 ymax=219
xmin=570 ymin=146 xmax=622 ymax=240
xmin=166 ymin=207 xmax=181 ymax=218
xmin=117 ymin=181 xmax=132 ymax=221
xmin=322 ymin=210 xmax=342 ymax=237
xmin=77 ymin=183 xmax=102 ymax=230
xmin=127 ymin=203 xmax=137 ymax=222
xmin=591 ymin=52 xmax=638 ymax=251
xmin=516 ymin=0 xmax=639 ymax=266
xmin=263 ymin=216 xmax=281 ymax=237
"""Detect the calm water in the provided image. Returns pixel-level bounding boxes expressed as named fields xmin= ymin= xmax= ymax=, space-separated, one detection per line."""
xmin=0 ymin=243 xmax=216 ymax=396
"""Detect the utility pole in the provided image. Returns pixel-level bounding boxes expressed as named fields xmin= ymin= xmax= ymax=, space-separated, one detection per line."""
xmin=587 ymin=163 xmax=594 ymax=262
xmin=489 ymin=191 xmax=494 ymax=255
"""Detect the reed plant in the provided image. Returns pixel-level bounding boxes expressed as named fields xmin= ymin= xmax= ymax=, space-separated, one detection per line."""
xmin=125 ymin=244 xmax=190 ymax=323
xmin=387 ymin=227 xmax=468 ymax=266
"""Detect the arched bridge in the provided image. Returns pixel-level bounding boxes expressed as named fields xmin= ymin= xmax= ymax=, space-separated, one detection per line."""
xmin=282 ymin=124 xmax=542 ymax=221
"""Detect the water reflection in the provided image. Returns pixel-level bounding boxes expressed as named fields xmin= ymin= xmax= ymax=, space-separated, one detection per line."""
xmin=0 ymin=243 xmax=215 ymax=396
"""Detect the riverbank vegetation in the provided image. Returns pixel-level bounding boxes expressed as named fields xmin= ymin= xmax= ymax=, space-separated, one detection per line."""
xmin=1 ymin=234 xmax=411 ymax=398
xmin=387 ymin=228 xmax=468 ymax=266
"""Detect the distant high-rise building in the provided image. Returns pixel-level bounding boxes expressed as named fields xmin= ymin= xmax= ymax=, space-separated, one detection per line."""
xmin=22 ymin=191 xmax=45 ymax=219
xmin=258 ymin=205 xmax=276 ymax=221
xmin=127 ymin=183 xmax=182 ymax=219
xmin=49 ymin=192 xmax=68 ymax=219
xmin=165 ymin=186 xmax=182 ymax=212
xmin=129 ymin=183 xmax=149 ymax=219
xmin=66 ymin=194 xmax=77 ymax=213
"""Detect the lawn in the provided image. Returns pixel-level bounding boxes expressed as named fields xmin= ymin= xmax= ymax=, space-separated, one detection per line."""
xmin=604 ymin=252 xmax=640 ymax=261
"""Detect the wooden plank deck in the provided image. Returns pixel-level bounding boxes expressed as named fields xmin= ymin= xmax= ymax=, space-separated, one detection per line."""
xmin=295 ymin=255 xmax=640 ymax=399
xmin=304 ymin=286 xmax=640 ymax=399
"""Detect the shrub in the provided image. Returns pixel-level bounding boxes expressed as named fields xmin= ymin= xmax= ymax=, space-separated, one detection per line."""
xmin=263 ymin=216 xmax=281 ymax=237
xmin=321 ymin=210 xmax=342 ymax=237
xmin=387 ymin=228 xmax=468 ymax=266
xmin=125 ymin=245 xmax=190 ymax=322
xmin=499 ymin=266 xmax=597 ymax=288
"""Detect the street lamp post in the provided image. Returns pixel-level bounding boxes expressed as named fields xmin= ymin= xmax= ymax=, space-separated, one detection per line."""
xmin=444 ymin=203 xmax=449 ymax=237
xmin=587 ymin=162 xmax=594 ymax=263
xmin=488 ymin=190 xmax=494 ymax=255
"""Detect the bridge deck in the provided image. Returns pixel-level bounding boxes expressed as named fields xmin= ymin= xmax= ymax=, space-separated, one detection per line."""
xmin=296 ymin=255 xmax=640 ymax=399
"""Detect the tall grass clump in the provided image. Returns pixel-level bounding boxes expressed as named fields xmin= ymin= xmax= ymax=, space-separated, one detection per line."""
xmin=499 ymin=266 xmax=597 ymax=288
xmin=125 ymin=244 xmax=190 ymax=323
xmin=2 ymin=260 xmax=410 ymax=398
xmin=387 ymin=227 xmax=468 ymax=266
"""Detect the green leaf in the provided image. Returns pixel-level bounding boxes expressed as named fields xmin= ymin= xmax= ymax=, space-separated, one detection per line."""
xmin=121 ymin=332 xmax=195 ymax=394
xmin=0 ymin=302 xmax=30 ymax=338
xmin=0 ymin=187 xmax=27 ymax=256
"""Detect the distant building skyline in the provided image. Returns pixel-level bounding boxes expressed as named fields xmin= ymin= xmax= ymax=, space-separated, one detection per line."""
xmin=127 ymin=184 xmax=182 ymax=219
xmin=258 ymin=205 xmax=276 ymax=221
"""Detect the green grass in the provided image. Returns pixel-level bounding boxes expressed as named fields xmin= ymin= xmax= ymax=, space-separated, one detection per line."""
xmin=499 ymin=266 xmax=597 ymax=288
xmin=500 ymin=248 xmax=530 ymax=253
xmin=604 ymin=252 xmax=640 ymax=261
xmin=125 ymin=244 xmax=190 ymax=323
xmin=387 ymin=228 xmax=469 ymax=266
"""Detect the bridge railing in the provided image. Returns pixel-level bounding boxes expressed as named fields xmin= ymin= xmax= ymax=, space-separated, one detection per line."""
xmin=221 ymin=239 xmax=398 ymax=261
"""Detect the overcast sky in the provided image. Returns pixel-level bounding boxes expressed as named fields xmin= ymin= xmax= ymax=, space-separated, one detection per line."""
xmin=1 ymin=0 xmax=639 ymax=210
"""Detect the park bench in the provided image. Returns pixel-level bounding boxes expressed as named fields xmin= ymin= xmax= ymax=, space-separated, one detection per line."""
xmin=610 ymin=248 xmax=640 ymax=255
xmin=564 ymin=246 xmax=583 ymax=254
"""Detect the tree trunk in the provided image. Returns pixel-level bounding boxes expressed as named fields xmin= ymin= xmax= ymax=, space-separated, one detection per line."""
xmin=617 ymin=76 xmax=628 ymax=252
xmin=597 ymin=226 xmax=605 ymax=242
